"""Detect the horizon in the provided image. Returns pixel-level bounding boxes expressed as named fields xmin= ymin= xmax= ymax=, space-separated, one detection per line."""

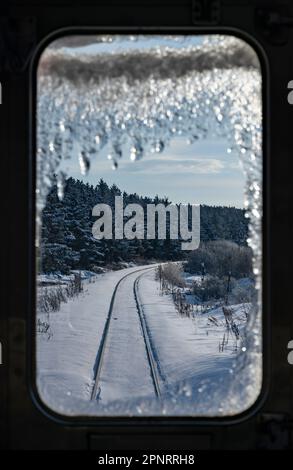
xmin=59 ymin=136 xmax=246 ymax=209
xmin=61 ymin=175 xmax=245 ymax=211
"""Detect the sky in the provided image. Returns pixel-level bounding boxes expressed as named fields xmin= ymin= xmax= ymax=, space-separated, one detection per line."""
xmin=50 ymin=35 xmax=247 ymax=208
xmin=62 ymin=136 xmax=245 ymax=208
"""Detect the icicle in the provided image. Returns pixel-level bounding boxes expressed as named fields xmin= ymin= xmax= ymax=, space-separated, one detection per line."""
xmin=78 ymin=151 xmax=90 ymax=175
xmin=56 ymin=171 xmax=66 ymax=200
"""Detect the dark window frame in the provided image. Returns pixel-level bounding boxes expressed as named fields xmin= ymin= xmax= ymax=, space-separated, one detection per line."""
xmin=29 ymin=26 xmax=269 ymax=427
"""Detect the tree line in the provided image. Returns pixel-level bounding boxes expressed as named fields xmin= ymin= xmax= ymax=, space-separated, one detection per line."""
xmin=39 ymin=177 xmax=249 ymax=274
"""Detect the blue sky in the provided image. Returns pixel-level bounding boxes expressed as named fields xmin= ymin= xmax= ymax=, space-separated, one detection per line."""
xmin=55 ymin=35 xmax=246 ymax=208
xmin=63 ymin=136 xmax=245 ymax=207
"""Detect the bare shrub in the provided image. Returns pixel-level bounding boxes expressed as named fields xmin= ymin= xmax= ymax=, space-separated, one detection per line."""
xmin=172 ymin=289 xmax=194 ymax=317
xmin=230 ymin=282 xmax=255 ymax=305
xmin=192 ymin=276 xmax=229 ymax=302
xmin=186 ymin=240 xmax=253 ymax=279
xmin=37 ymin=318 xmax=53 ymax=340
xmin=37 ymin=286 xmax=67 ymax=313
xmin=38 ymin=272 xmax=83 ymax=314
xmin=222 ymin=305 xmax=240 ymax=339
xmin=65 ymin=272 xmax=83 ymax=297
xmin=160 ymin=263 xmax=185 ymax=292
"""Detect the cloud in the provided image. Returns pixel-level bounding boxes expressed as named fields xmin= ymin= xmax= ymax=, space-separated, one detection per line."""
xmin=120 ymin=157 xmax=225 ymax=175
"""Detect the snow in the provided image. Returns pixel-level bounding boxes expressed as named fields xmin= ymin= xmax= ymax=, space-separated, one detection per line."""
xmin=37 ymin=264 xmax=157 ymax=412
xmin=37 ymin=264 xmax=261 ymax=417
xmin=37 ymin=270 xmax=97 ymax=286
xmin=97 ymin=269 xmax=155 ymax=403
xmin=183 ymin=273 xmax=202 ymax=285
xmin=35 ymin=34 xmax=263 ymax=417
xmin=137 ymin=270 xmax=246 ymax=389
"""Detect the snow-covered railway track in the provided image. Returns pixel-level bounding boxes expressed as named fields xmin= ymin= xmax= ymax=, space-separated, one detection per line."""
xmin=90 ymin=266 xmax=161 ymax=402
xmin=133 ymin=274 xmax=161 ymax=398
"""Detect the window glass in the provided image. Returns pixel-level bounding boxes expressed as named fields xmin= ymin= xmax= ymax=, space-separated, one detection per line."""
xmin=36 ymin=35 xmax=262 ymax=417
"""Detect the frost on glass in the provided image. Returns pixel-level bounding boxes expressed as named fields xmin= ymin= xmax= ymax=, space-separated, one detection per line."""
xmin=36 ymin=35 xmax=262 ymax=416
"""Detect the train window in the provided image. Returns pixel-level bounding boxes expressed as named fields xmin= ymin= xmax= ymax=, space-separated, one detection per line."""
xmin=35 ymin=34 xmax=263 ymax=417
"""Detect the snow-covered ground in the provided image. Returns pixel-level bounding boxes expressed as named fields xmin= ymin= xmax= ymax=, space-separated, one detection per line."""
xmin=37 ymin=264 xmax=260 ymax=417
xmin=137 ymin=270 xmax=247 ymax=391
xmin=38 ymin=270 xmax=97 ymax=286
xmin=37 ymin=264 xmax=157 ymax=412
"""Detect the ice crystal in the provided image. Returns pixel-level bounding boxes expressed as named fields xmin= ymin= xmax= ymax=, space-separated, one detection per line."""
xmin=36 ymin=35 xmax=262 ymax=416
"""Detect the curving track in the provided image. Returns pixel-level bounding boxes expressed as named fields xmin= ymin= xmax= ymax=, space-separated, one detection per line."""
xmin=91 ymin=266 xmax=162 ymax=403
